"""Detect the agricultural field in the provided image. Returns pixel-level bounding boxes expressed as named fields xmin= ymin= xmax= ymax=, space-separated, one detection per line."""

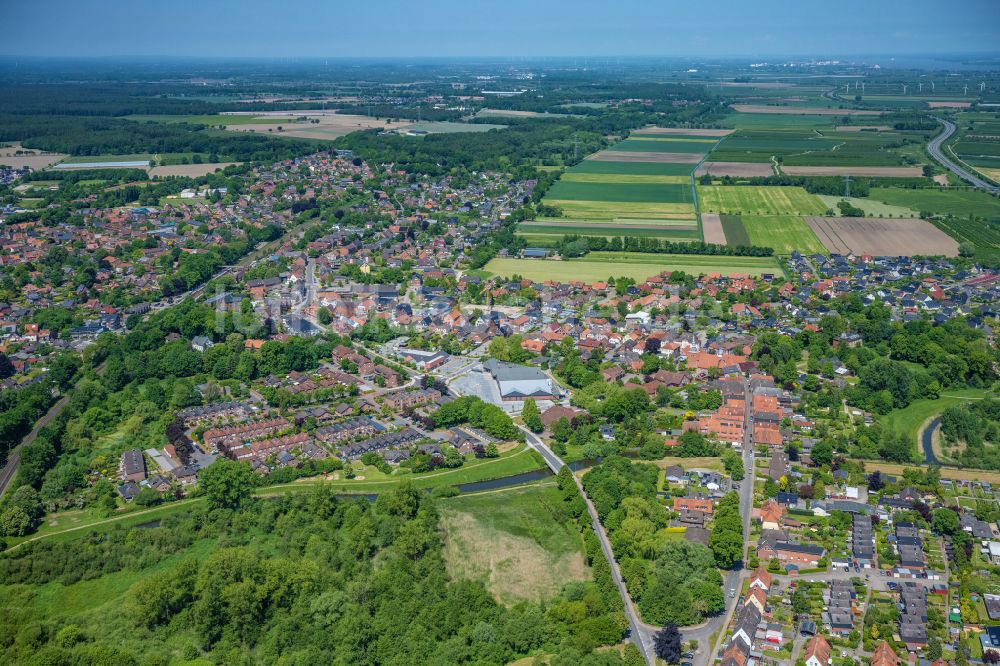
xmin=931 ymin=217 xmax=1000 ymax=263
xmin=697 ymin=185 xmax=828 ymax=216
xmin=0 ymin=142 xmax=67 ymax=169
xmin=439 ymin=484 xmax=589 ymax=605
xmin=545 ymin=180 xmax=692 ymax=204
xmin=397 ymin=121 xmax=507 ymax=134
xmin=696 ymin=161 xmax=775 ymax=177
xmin=867 ymin=187 xmax=1000 ymax=218
xmin=814 ymin=194 xmax=918 ymax=218
xmin=781 ymin=165 xmax=924 ymax=177
xmin=484 ymin=252 xmax=780 ymax=283
xmin=804 ymin=217 xmax=959 ymax=256
xmin=729 ymin=104 xmax=882 ymax=116
xmin=149 ymin=162 xmax=241 ymax=177
xmin=720 ymin=215 xmax=750 ymax=245
xmin=700 ymin=213 xmax=727 ymax=244
xmin=738 ymin=215 xmax=827 ymax=254
xmin=568 ymin=160 xmax=695 ymax=176
xmin=709 ymin=128 xmax=925 ymax=167
xmin=527 ymin=135 xmax=715 ymax=242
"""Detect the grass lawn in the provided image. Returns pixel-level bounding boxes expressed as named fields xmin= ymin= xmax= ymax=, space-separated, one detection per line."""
xmin=868 ymin=187 xmax=1000 ymax=218
xmin=697 ymin=185 xmax=827 ymax=216
xmin=265 ymin=444 xmax=547 ymax=495
xmin=484 ymin=253 xmax=779 ymax=283
xmin=439 ymin=483 xmax=589 ymax=604
xmin=879 ymin=388 xmax=994 ymax=457
xmin=740 ymin=214 xmax=827 ymax=254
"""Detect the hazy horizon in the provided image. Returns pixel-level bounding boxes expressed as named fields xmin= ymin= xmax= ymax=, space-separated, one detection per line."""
xmin=5 ymin=0 xmax=999 ymax=59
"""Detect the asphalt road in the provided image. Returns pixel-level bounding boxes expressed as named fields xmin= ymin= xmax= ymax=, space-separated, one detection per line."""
xmin=0 ymin=391 xmax=68 ymax=499
xmin=928 ymin=117 xmax=1000 ymax=195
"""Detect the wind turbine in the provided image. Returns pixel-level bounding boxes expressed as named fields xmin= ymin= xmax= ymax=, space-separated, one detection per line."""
xmin=982 ymin=82 xmax=987 ymax=92
xmin=964 ymin=84 xmax=969 ymax=95
xmin=902 ymin=84 xmax=907 ymax=95
xmin=918 ymin=82 xmax=923 ymax=93
xmin=845 ymin=84 xmax=850 ymax=93
xmin=931 ymin=81 xmax=935 ymax=91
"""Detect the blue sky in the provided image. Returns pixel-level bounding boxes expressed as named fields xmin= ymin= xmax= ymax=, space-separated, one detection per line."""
xmin=4 ymin=0 xmax=999 ymax=58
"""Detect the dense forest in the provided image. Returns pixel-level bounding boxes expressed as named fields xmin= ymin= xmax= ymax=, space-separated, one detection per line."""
xmin=0 ymin=479 xmax=641 ymax=665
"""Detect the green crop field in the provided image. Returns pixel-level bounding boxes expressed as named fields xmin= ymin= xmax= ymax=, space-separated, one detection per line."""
xmin=697 ymin=185 xmax=828 ymax=215
xmin=868 ymin=188 xmax=1000 ymax=218
xmin=740 ymin=215 xmax=827 ymax=254
xmin=544 ymin=199 xmax=695 ymax=220
xmin=718 ymin=113 xmax=837 ymax=130
xmin=545 ymin=181 xmax=692 ymax=203
xmin=484 ymin=253 xmax=779 ymax=283
xmin=560 ymin=172 xmax=690 ymax=184
xmin=614 ymin=138 xmax=715 ymax=154
xmin=931 ymin=217 xmax=1000 ymax=263
xmin=720 ymin=215 xmax=750 ymax=245
xmin=569 ymin=160 xmax=695 ymax=176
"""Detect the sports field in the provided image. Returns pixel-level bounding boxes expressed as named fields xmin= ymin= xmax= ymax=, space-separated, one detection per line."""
xmin=739 ymin=215 xmax=826 ymax=254
xmin=484 ymin=252 xmax=780 ymax=283
xmin=697 ymin=185 xmax=828 ymax=216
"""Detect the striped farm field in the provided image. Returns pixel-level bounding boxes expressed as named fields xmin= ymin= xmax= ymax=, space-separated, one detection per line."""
xmin=484 ymin=253 xmax=780 ymax=284
xmin=740 ymin=215 xmax=826 ymax=254
xmin=614 ymin=138 xmax=716 ymax=154
xmin=545 ymin=199 xmax=696 ymax=220
xmin=546 ymin=181 xmax=692 ymax=204
xmin=568 ymin=160 xmax=695 ymax=176
xmin=696 ymin=185 xmax=828 ymax=216
xmin=560 ymin=172 xmax=690 ymax=184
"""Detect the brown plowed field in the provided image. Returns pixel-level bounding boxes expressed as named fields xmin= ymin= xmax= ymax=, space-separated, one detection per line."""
xmin=586 ymin=151 xmax=700 ymax=164
xmin=804 ymin=217 xmax=958 ymax=256
xmin=731 ymin=104 xmax=882 ymax=116
xmin=782 ymin=166 xmax=924 ymax=177
xmin=701 ymin=214 xmax=727 ymax=244
xmin=695 ymin=161 xmax=774 ymax=177
xmin=634 ymin=127 xmax=733 ymax=137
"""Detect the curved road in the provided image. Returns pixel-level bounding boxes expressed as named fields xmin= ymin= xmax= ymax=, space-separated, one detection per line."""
xmin=928 ymin=117 xmax=1000 ymax=195
xmin=0 ymin=391 xmax=68 ymax=499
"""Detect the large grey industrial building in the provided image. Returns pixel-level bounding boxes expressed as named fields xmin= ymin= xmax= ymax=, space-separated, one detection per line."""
xmin=482 ymin=359 xmax=558 ymax=401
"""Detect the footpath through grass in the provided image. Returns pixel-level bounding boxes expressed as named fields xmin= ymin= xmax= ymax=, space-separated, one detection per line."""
xmin=4 ymin=445 xmax=547 ymax=551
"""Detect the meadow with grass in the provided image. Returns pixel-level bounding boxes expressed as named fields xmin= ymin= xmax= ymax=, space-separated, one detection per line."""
xmin=697 ymin=185 xmax=828 ymax=216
